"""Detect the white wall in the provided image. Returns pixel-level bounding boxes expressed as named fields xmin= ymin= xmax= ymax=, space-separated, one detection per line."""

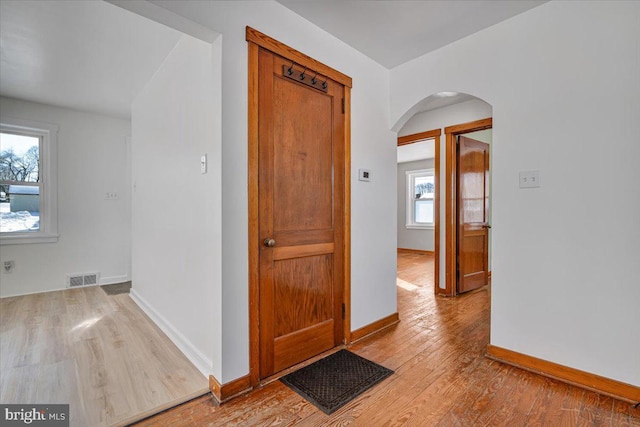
xmin=399 ymin=99 xmax=492 ymax=287
xmin=145 ymin=0 xmax=397 ymax=383
xmin=399 ymin=99 xmax=492 ymax=136
xmin=0 ymin=97 xmax=131 ymax=297
xmin=397 ymin=158 xmax=434 ymax=251
xmin=465 ymin=129 xmax=492 ymax=145
xmin=131 ymin=35 xmax=222 ymax=378
xmin=391 ymin=0 xmax=640 ymax=386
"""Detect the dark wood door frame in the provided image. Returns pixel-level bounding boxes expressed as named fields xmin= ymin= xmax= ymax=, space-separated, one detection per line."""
xmin=397 ymin=129 xmax=441 ymax=294
xmin=247 ymin=27 xmax=352 ymax=387
xmin=443 ymin=117 xmax=492 ymax=297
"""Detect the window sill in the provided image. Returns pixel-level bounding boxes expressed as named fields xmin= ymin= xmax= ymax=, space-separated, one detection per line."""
xmin=405 ymin=224 xmax=434 ymax=230
xmin=1 ymin=233 xmax=59 ymax=245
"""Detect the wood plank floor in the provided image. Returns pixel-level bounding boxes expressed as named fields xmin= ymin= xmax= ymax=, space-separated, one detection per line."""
xmin=0 ymin=286 xmax=208 ymax=427
xmin=134 ymin=252 xmax=640 ymax=426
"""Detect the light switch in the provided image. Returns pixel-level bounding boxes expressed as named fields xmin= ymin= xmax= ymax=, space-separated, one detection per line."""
xmin=519 ymin=170 xmax=540 ymax=188
xmin=200 ymin=155 xmax=207 ymax=174
xmin=359 ymin=169 xmax=371 ymax=182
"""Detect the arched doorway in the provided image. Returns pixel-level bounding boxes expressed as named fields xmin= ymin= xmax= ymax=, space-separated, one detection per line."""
xmin=394 ymin=91 xmax=493 ymax=297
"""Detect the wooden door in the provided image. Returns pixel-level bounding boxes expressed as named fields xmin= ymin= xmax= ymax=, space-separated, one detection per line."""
xmin=457 ymin=136 xmax=490 ymax=293
xmin=257 ymin=47 xmax=345 ymax=378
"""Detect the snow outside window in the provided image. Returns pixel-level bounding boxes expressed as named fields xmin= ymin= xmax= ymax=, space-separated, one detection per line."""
xmin=406 ymin=169 xmax=434 ymax=229
xmin=1 ymin=117 xmax=58 ymax=244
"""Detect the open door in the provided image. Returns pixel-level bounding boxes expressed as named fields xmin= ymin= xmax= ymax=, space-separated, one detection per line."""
xmin=457 ymin=136 xmax=490 ymax=293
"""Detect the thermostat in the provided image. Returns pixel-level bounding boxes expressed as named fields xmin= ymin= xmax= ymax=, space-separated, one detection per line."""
xmin=359 ymin=169 xmax=371 ymax=182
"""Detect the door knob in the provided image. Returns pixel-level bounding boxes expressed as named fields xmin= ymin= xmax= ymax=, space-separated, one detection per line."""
xmin=483 ymin=224 xmax=492 ymax=229
xmin=263 ymin=238 xmax=276 ymax=247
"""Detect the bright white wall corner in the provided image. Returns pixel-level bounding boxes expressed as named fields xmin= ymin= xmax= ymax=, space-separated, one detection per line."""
xmin=0 ymin=97 xmax=131 ymax=297
xmin=391 ymin=0 xmax=640 ymax=386
xmin=131 ymin=34 xmax=222 ymax=379
xmin=142 ymin=0 xmax=397 ymax=384
xmin=399 ymin=99 xmax=492 ymax=288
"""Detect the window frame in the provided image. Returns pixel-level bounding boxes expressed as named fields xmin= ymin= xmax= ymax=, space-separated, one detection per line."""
xmin=405 ymin=168 xmax=435 ymax=230
xmin=1 ymin=117 xmax=59 ymax=245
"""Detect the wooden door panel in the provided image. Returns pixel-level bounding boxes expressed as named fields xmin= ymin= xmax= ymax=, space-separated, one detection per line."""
xmin=460 ymin=151 xmax=486 ymax=223
xmin=274 ymin=254 xmax=333 ymax=335
xmin=461 ymin=198 xmax=485 ymax=223
xmin=460 ymin=233 xmax=487 ymax=290
xmin=257 ymin=47 xmax=345 ymax=378
xmin=273 ymin=242 xmax=334 ymax=261
xmin=457 ymin=136 xmax=489 ymax=294
xmin=273 ymin=320 xmax=334 ymax=373
xmin=274 ymin=229 xmax=334 ymax=247
xmin=461 ymin=234 xmax=484 ymax=266
xmin=273 ymin=77 xmax=333 ymax=232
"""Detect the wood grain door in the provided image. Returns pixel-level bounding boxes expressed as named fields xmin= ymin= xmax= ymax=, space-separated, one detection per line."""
xmin=457 ymin=136 xmax=490 ymax=293
xmin=257 ymin=48 xmax=345 ymax=378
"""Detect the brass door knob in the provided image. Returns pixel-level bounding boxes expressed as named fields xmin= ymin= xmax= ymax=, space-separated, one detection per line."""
xmin=263 ymin=238 xmax=276 ymax=247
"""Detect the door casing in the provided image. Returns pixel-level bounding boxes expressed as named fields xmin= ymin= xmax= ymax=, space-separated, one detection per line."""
xmin=246 ymin=27 xmax=352 ymax=386
xmin=397 ymin=129 xmax=441 ymax=294
xmin=443 ymin=118 xmax=492 ymax=297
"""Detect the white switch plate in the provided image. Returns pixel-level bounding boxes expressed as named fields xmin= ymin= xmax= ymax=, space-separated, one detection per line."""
xmin=200 ymin=154 xmax=207 ymax=174
xmin=519 ymin=170 xmax=540 ymax=188
xmin=358 ymin=168 xmax=371 ymax=182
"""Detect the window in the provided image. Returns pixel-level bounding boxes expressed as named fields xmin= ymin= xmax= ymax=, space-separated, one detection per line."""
xmin=1 ymin=117 xmax=58 ymax=244
xmin=406 ymin=168 xmax=434 ymax=229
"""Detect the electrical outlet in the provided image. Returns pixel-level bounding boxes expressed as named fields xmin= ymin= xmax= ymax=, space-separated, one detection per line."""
xmin=4 ymin=260 xmax=15 ymax=273
xmin=105 ymin=192 xmax=119 ymax=200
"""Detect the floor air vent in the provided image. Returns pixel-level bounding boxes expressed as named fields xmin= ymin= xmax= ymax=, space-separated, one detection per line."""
xmin=68 ymin=272 xmax=100 ymax=288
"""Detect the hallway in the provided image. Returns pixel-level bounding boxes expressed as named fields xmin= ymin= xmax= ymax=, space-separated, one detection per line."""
xmin=134 ymin=252 xmax=638 ymax=426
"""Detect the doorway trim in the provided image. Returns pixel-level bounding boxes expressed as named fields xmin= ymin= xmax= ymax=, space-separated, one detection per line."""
xmin=396 ymin=128 xmax=441 ymax=294
xmin=443 ymin=117 xmax=492 ymax=296
xmin=246 ymin=27 xmax=352 ymax=388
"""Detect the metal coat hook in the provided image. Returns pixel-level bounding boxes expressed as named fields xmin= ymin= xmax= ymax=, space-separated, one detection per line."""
xmin=281 ymin=64 xmax=328 ymax=93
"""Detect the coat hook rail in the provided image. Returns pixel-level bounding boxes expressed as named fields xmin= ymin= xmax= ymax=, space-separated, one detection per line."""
xmin=282 ymin=64 xmax=328 ymax=93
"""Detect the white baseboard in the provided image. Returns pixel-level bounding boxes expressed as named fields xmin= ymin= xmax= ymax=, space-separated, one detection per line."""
xmin=129 ymin=289 xmax=212 ymax=378
xmin=1 ymin=273 xmax=130 ymax=298
xmin=0 ymin=286 xmax=68 ymax=299
xmin=99 ymin=275 xmax=130 ymax=286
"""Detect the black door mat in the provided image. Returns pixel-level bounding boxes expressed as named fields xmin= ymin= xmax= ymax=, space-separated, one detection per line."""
xmin=280 ymin=349 xmax=393 ymax=414
xmin=100 ymin=281 xmax=132 ymax=296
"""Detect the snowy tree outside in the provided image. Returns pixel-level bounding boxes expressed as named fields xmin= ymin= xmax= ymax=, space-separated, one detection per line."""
xmin=0 ymin=132 xmax=41 ymax=233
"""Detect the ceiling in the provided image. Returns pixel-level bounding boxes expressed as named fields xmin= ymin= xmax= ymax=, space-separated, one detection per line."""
xmin=0 ymin=1 xmax=546 ymax=120
xmin=277 ymin=0 xmax=547 ymax=68
xmin=398 ymin=140 xmax=435 ymax=164
xmin=0 ymin=0 xmax=181 ymax=119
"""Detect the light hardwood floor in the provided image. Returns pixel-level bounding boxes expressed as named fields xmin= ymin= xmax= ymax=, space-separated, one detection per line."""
xmin=0 ymin=286 xmax=208 ymax=427
xmin=134 ymin=252 xmax=640 ymax=426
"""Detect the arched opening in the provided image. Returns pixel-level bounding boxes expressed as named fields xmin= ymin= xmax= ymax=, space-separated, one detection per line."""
xmin=394 ymin=91 xmax=493 ymax=326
